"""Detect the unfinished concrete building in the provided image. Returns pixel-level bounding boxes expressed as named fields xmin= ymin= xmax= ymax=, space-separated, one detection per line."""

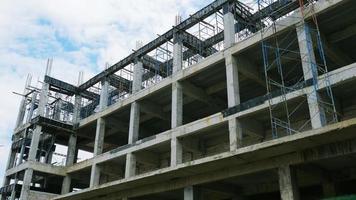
xmin=1 ymin=0 xmax=356 ymax=199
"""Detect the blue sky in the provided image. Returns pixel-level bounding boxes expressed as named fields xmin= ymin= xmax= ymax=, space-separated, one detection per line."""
xmin=0 ymin=0 xmax=213 ymax=185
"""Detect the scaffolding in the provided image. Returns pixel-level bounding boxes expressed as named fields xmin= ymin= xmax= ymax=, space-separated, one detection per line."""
xmin=258 ymin=0 xmax=338 ymax=138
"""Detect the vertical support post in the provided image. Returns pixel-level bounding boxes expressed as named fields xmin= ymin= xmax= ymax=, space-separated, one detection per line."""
xmin=17 ymin=131 xmax=28 ymax=165
xmin=26 ymin=92 xmax=37 ymax=123
xmin=322 ymin=178 xmax=336 ymax=198
xmin=90 ymin=117 xmax=105 ymax=187
xmin=10 ymin=178 xmax=17 ymax=200
xmin=296 ymin=23 xmax=326 ymax=129
xmin=171 ymin=15 xmax=184 ymax=167
xmin=125 ymin=41 xmax=143 ymax=178
xmin=0 ymin=177 xmax=9 ymax=200
xmin=225 ymin=54 xmax=243 ymax=151
xmin=5 ymin=142 xmax=16 ymax=170
xmin=93 ymin=81 xmax=108 ymax=156
xmin=62 ymin=72 xmax=82 ymax=194
xmin=90 ymin=72 xmax=109 ymax=187
xmin=15 ymin=74 xmax=32 ymax=128
xmin=223 ymin=2 xmax=242 ymax=151
xmin=89 ymin=163 xmax=101 ymax=187
xmin=184 ymin=186 xmax=200 ymax=200
xmin=278 ymin=165 xmax=300 ymax=200
xmin=20 ymin=168 xmax=33 ymax=200
xmin=223 ymin=2 xmax=235 ymax=49
xmin=170 ymin=134 xmax=182 ymax=167
xmin=53 ymin=93 xmax=62 ymax=120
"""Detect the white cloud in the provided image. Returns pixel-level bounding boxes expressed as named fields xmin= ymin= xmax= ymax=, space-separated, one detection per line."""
xmin=0 ymin=0 xmax=206 ymax=185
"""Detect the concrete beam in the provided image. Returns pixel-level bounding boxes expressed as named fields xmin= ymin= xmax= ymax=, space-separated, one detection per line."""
xmin=54 ymin=117 xmax=356 ymax=200
xmin=240 ymin=118 xmax=264 ymax=138
xmin=140 ymin=100 xmax=170 ymax=121
xmin=136 ymin=151 xmax=160 ymax=167
xmin=181 ymin=137 xmax=201 ymax=155
xmin=328 ymin=23 xmax=356 ymax=43
xmin=67 ymin=61 xmax=356 ymax=179
xmin=201 ymin=182 xmax=241 ymax=196
xmin=319 ymin=33 xmax=352 ymax=66
xmin=181 ymin=81 xmax=225 ymax=110
xmin=236 ymin=56 xmax=265 ymax=87
xmin=100 ymin=164 xmax=124 ymax=177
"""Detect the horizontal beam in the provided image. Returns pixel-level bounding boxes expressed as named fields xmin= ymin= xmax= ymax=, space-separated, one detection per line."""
xmin=78 ymin=0 xmax=234 ymax=91
xmin=328 ymin=23 xmax=356 ymax=43
xmin=44 ymin=76 xmax=99 ymax=100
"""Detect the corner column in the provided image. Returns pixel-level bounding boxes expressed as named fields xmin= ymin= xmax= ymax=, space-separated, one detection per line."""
xmin=20 ymin=67 xmax=50 ymax=199
xmin=223 ymin=2 xmax=235 ymax=48
xmin=171 ymin=15 xmax=184 ymax=167
xmin=15 ymin=75 xmax=32 ymax=128
xmin=296 ymin=23 xmax=326 ymax=129
xmin=278 ymin=165 xmax=300 ymax=200
xmin=125 ymin=41 xmax=143 ymax=178
xmin=223 ymin=4 xmax=243 ymax=151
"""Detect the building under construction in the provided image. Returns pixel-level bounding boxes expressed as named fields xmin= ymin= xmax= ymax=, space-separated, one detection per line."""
xmin=1 ymin=0 xmax=356 ymax=199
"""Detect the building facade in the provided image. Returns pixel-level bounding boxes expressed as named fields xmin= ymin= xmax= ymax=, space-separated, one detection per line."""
xmin=1 ymin=0 xmax=356 ymax=199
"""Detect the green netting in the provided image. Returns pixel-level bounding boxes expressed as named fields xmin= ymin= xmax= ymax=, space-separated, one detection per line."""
xmin=324 ymin=195 xmax=356 ymax=200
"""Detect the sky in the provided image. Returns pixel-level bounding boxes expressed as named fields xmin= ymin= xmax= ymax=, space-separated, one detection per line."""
xmin=0 ymin=0 xmax=212 ymax=185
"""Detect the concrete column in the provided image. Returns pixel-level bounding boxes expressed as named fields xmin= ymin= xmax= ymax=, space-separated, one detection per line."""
xmin=225 ymin=54 xmax=243 ymax=151
xmin=228 ymin=118 xmax=243 ymax=151
xmin=223 ymin=3 xmax=235 ymax=48
xmin=89 ymin=80 xmax=108 ymax=187
xmin=278 ymin=165 xmax=300 ymax=200
xmin=132 ymin=50 xmax=143 ymax=93
xmin=296 ymin=23 xmax=326 ymax=129
xmin=15 ymin=75 xmax=32 ymax=127
xmin=28 ymin=126 xmax=42 ymax=162
xmin=93 ymin=118 xmax=106 ymax=156
xmin=125 ymin=41 xmax=143 ymax=178
xmin=20 ymin=168 xmax=33 ymax=200
xmin=53 ymin=93 xmax=62 ymax=120
xmin=5 ymin=148 xmax=16 ymax=170
xmin=170 ymin=136 xmax=182 ymax=167
xmin=184 ymin=186 xmax=200 ymax=200
xmin=92 ymin=78 xmax=109 ymax=156
xmin=91 ymin=78 xmax=108 ymax=188
xmin=171 ymin=15 xmax=184 ymax=167
xmin=322 ymin=178 xmax=336 ymax=198
xmin=90 ymin=164 xmax=101 ymax=187
xmin=61 ymin=134 xmax=77 ymax=194
xmin=171 ymin=82 xmax=183 ymax=128
xmin=99 ymin=80 xmax=109 ymax=111
xmin=38 ymin=83 xmax=49 ymax=117
xmin=26 ymin=92 xmax=37 ymax=123
xmin=10 ymin=175 xmax=19 ymax=200
xmin=62 ymin=72 xmax=82 ymax=194
xmin=125 ymin=153 xmax=136 ymax=178
xmin=128 ymin=102 xmax=140 ymax=144
xmin=18 ymin=127 xmax=42 ymax=199
xmin=38 ymin=64 xmax=52 ymax=117
xmin=17 ymin=133 xmax=27 ymax=165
